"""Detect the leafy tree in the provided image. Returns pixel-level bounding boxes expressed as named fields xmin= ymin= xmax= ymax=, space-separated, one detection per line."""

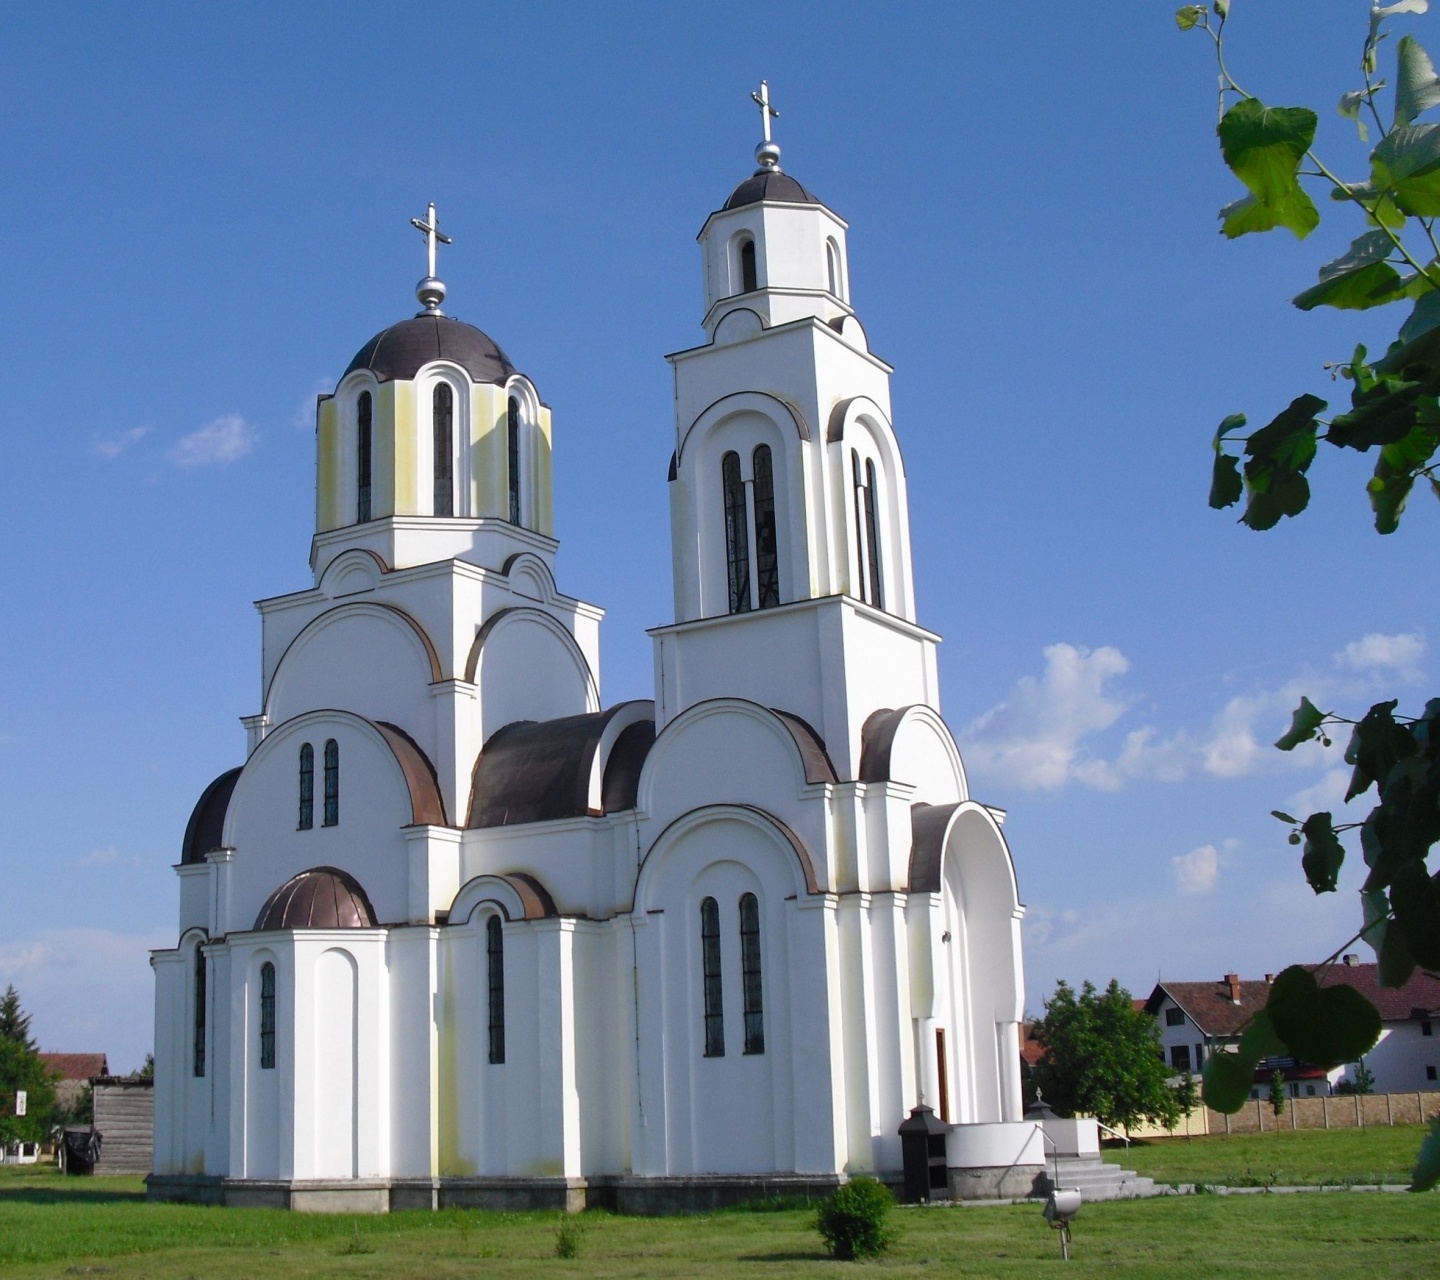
xmin=1268 ymin=1069 xmax=1288 ymax=1124
xmin=1175 ymin=1 xmax=1440 ymax=1188
xmin=1030 ymin=979 xmax=1180 ymax=1134
xmin=0 ymin=987 xmax=56 ymax=1146
xmin=53 ymin=1080 xmax=93 ymax=1128
xmin=1337 ymin=1058 xmax=1378 ymax=1094
xmin=1173 ymin=1070 xmax=1201 ymax=1138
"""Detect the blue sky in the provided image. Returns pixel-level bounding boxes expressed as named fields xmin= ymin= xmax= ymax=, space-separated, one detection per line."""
xmin=1 ymin=2 xmax=1436 ymax=1070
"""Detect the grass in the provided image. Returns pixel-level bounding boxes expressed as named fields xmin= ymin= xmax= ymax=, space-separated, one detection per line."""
xmin=1105 ymin=1123 xmax=1428 ymax=1187
xmin=1 ymin=1165 xmax=1438 ymax=1278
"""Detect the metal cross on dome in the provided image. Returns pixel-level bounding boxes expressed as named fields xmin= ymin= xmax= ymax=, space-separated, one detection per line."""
xmin=410 ymin=202 xmax=452 ymax=282
xmin=750 ymin=80 xmax=779 ymax=143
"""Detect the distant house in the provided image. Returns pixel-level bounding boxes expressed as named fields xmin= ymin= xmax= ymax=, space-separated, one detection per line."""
xmin=38 ymin=1053 xmax=108 ymax=1112
xmin=1145 ymin=959 xmax=1440 ymax=1097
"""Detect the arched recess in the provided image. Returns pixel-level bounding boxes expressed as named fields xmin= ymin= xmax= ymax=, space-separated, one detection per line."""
xmin=449 ymin=872 xmax=558 ymax=924
xmin=463 ymin=607 xmax=599 ymax=738
xmin=503 ymin=375 xmax=546 ymax=532
xmin=859 ymin=705 xmax=967 ymax=804
xmin=636 ymin=699 xmax=835 ymax=831
xmin=713 ymin=308 xmax=765 ymax=345
xmin=318 ymin=548 xmax=389 ymax=600
xmin=263 ymin=602 xmax=442 ymax=735
xmin=325 ymin=370 xmax=383 ymax=528
xmin=412 ymin=361 xmax=472 ymax=518
xmin=500 ymin=551 xmax=558 ymax=604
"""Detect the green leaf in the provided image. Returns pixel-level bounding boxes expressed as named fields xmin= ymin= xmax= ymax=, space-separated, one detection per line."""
xmin=1272 ymin=810 xmax=1298 ymax=824
xmin=1399 ymin=289 xmax=1440 ymax=343
xmin=1391 ymin=860 xmax=1440 ymax=967
xmin=1202 ymin=1050 xmax=1254 ymax=1113
xmin=1344 ymin=700 xmax=1411 ymax=800
xmin=1329 ymin=377 xmax=1427 ymax=451
xmin=1212 ymin=0 xmax=1228 ymax=18
xmin=1379 ymin=916 xmax=1418 ymax=988
xmin=1276 ymin=696 xmax=1326 ymax=750
xmin=1300 ymin=812 xmax=1346 ymax=893
xmin=1395 ymin=36 xmax=1440 ymax=127
xmin=1209 ymin=452 xmax=1242 ymax=508
xmin=1293 ymin=231 xmax=1404 ymax=310
xmin=1370 ymin=124 xmax=1440 ymax=217
xmin=1217 ymin=99 xmax=1320 ymax=239
xmin=1413 ymin=1118 xmax=1440 ymax=1192
xmin=1238 ymin=1010 xmax=1286 ymax=1063
xmin=1175 ymin=4 xmax=1207 ymax=29
xmin=1267 ymin=965 xmax=1382 ymax=1068
xmin=1238 ymin=394 xmax=1324 ymax=528
xmin=1370 ymin=461 xmax=1420 ymax=532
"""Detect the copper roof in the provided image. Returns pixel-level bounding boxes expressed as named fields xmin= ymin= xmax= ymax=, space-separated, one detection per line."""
xmin=908 ymin=802 xmax=956 ymax=894
xmin=344 ymin=314 xmax=516 ymax=386
xmin=181 ymin=766 xmax=241 ymax=864
xmin=255 ymin=867 xmax=377 ymax=931
xmin=373 ymin=720 xmax=447 ymax=826
xmin=39 ymin=1052 xmax=108 ymax=1080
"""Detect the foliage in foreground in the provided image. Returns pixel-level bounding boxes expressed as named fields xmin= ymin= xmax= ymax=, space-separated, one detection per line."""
xmin=0 ymin=986 xmax=57 ymax=1145
xmin=1031 ymin=978 xmax=1179 ymax=1133
xmin=1176 ymin=1 xmax=1440 ymax=1190
xmin=814 ymin=1176 xmax=894 ymax=1261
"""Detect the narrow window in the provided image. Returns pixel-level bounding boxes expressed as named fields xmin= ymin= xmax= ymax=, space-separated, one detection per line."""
xmin=751 ymin=446 xmax=779 ymax=609
xmin=193 ymin=947 xmax=207 ymax=1078
xmin=826 ymin=240 xmax=840 ymax=297
xmin=1423 ymin=1020 xmax=1433 ymax=1037
xmin=1165 ymin=1007 xmax=1185 ymax=1027
xmin=864 ymin=458 xmax=885 ymax=611
xmin=487 ymin=915 xmax=505 ymax=1065
xmin=298 ymin=743 xmax=314 ymax=830
xmin=433 ymin=383 xmax=453 ymax=516
xmin=935 ymin=1028 xmax=950 ymax=1123
xmin=740 ymin=238 xmax=757 ymax=293
xmin=722 ymin=451 xmax=751 ymax=614
xmin=356 ymin=391 xmax=372 ymax=523
xmin=701 ymin=897 xmax=724 ymax=1057
xmin=259 ymin=962 xmax=276 ymax=1070
xmin=322 ymin=738 xmax=339 ymax=827
xmin=851 ymin=450 xmax=868 ymax=604
xmin=507 ymin=395 xmax=521 ymax=525
xmin=1170 ymin=1044 xmax=1192 ymax=1072
xmin=739 ymin=893 xmax=764 ymax=1055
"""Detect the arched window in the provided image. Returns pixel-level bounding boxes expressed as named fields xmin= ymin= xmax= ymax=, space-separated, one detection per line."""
xmin=740 ymin=238 xmax=757 ymax=294
xmin=298 ymin=743 xmax=314 ymax=830
xmin=356 ymin=391 xmax=372 ymax=523
xmin=433 ymin=383 xmax=454 ymax=517
xmin=507 ymin=396 xmax=521 ymax=525
xmin=752 ymin=445 xmax=779 ymax=609
xmin=864 ymin=458 xmax=885 ymax=611
xmin=851 ymin=450 xmax=868 ymax=604
xmin=322 ymin=739 xmax=339 ymax=827
xmin=722 ymin=451 xmax=752 ymax=614
xmin=259 ymin=961 xmax=276 ymax=1070
xmin=739 ymin=893 xmax=764 ymax=1055
xmin=826 ymin=240 xmax=840 ymax=298
xmin=487 ymin=915 xmax=505 ymax=1064
xmin=700 ymin=897 xmax=724 ymax=1056
xmin=193 ymin=946 xmax=207 ymax=1078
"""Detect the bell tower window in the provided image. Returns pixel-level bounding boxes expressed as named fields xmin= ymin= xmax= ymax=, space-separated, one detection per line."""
xmin=433 ymin=383 xmax=454 ymax=517
xmin=322 ymin=739 xmax=339 ymax=827
xmin=864 ymin=458 xmax=885 ymax=611
xmin=826 ymin=240 xmax=840 ymax=298
xmin=740 ymin=238 xmax=757 ymax=294
xmin=487 ymin=915 xmax=505 ymax=1065
xmin=298 ymin=743 xmax=314 ymax=830
xmin=259 ymin=961 xmax=276 ymax=1070
xmin=507 ymin=395 xmax=521 ymax=525
xmin=722 ymin=451 xmax=752 ymax=614
xmin=356 ymin=391 xmax=372 ymax=523
xmin=740 ymin=893 xmax=764 ymax=1055
xmin=192 ymin=946 xmax=207 ymax=1078
xmin=700 ymin=896 xmax=724 ymax=1057
xmin=752 ymin=445 xmax=779 ymax=609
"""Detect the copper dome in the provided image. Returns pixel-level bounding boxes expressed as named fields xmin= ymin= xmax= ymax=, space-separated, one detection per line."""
xmin=254 ymin=867 xmax=377 ymax=931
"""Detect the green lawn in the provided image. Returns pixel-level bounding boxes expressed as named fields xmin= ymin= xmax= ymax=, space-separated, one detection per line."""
xmin=1106 ymin=1124 xmax=1429 ymax=1187
xmin=1 ymin=1165 xmax=1438 ymax=1278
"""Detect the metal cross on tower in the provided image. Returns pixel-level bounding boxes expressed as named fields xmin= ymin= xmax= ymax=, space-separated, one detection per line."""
xmin=751 ymin=80 xmax=778 ymax=143
xmin=410 ymin=202 xmax=453 ymax=314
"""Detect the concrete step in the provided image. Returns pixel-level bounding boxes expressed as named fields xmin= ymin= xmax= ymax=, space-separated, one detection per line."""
xmin=1041 ymin=1156 xmax=1160 ymax=1201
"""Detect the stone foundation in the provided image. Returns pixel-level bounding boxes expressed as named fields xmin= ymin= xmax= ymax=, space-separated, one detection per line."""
xmin=946 ymin=1164 xmax=1046 ymax=1201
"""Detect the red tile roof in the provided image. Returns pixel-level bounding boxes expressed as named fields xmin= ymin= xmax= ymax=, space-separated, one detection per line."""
xmin=1314 ymin=960 xmax=1440 ymax=1021
xmin=38 ymin=1052 xmax=109 ymax=1080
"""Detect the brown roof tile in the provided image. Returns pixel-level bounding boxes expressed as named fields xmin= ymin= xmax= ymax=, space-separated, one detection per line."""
xmin=39 ymin=1053 xmax=109 ymax=1080
xmin=1314 ymin=960 xmax=1440 ymax=1021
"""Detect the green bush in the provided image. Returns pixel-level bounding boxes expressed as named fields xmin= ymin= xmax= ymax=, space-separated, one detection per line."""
xmin=815 ymin=1176 xmax=894 ymax=1261
xmin=555 ymin=1216 xmax=583 ymax=1259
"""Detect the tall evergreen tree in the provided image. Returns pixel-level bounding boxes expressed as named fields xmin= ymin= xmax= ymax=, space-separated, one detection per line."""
xmin=0 ymin=985 xmax=36 ymax=1050
xmin=0 ymin=985 xmax=55 ymax=1145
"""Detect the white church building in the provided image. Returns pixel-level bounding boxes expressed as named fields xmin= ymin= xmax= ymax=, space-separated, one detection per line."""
xmin=149 ymin=93 xmax=1036 ymax=1212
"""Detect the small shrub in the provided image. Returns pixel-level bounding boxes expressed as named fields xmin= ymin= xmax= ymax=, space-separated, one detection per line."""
xmin=337 ymin=1224 xmax=374 ymax=1255
xmin=555 ymin=1216 xmax=584 ymax=1260
xmin=815 ymin=1177 xmax=894 ymax=1261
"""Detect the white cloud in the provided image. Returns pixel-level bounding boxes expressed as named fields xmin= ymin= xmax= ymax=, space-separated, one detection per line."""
xmin=960 ymin=643 xmax=1130 ymax=790
xmin=1285 ymin=766 xmax=1356 ymax=819
xmin=169 ymin=414 xmax=255 ymax=467
xmin=1173 ymin=843 xmax=1220 ymax=894
xmin=292 ymin=377 xmax=333 ymax=430
xmin=77 ymin=845 xmax=119 ymax=867
xmin=1335 ymin=631 xmax=1426 ymax=681
xmin=91 ymin=426 xmax=149 ymax=459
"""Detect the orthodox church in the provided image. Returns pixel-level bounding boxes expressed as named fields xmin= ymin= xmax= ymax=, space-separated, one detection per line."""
xmin=149 ymin=90 xmax=1035 ymax=1212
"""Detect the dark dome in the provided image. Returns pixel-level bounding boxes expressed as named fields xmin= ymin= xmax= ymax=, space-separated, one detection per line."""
xmin=255 ymin=867 xmax=377 ymax=931
xmin=181 ymin=767 xmax=241 ymax=865
xmin=725 ymin=169 xmax=822 ymax=211
xmin=345 ymin=314 xmax=516 ymax=386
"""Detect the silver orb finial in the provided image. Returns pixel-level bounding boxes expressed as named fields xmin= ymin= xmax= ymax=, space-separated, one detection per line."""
xmin=410 ymin=202 xmax=452 ymax=316
xmin=755 ymin=140 xmax=781 ymax=172
xmin=750 ymin=80 xmax=782 ymax=172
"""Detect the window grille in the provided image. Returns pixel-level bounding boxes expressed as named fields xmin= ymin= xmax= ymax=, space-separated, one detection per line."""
xmin=722 ymin=451 xmax=751 ymax=614
xmin=752 ymin=446 xmax=779 ymax=609
xmin=433 ymin=383 xmax=453 ymax=516
xmin=1165 ymin=1007 xmax=1185 ymax=1027
xmin=851 ymin=450 xmax=868 ymax=603
xmin=357 ymin=391 xmax=372 ymax=522
xmin=864 ymin=458 xmax=884 ymax=611
xmin=487 ymin=915 xmax=505 ymax=1064
xmin=507 ymin=396 xmax=521 ymax=525
xmin=739 ymin=893 xmax=764 ymax=1055
xmin=740 ymin=239 xmax=757 ymax=293
xmin=259 ymin=962 xmax=276 ymax=1069
xmin=193 ymin=946 xmax=207 ymax=1078
xmin=701 ymin=897 xmax=724 ymax=1057
xmin=322 ymin=739 xmax=338 ymax=827
xmin=298 ymin=743 xmax=314 ymax=830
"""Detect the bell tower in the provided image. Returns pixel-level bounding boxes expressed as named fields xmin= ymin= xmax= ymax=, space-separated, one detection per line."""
xmin=653 ymin=87 xmax=940 ymax=778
